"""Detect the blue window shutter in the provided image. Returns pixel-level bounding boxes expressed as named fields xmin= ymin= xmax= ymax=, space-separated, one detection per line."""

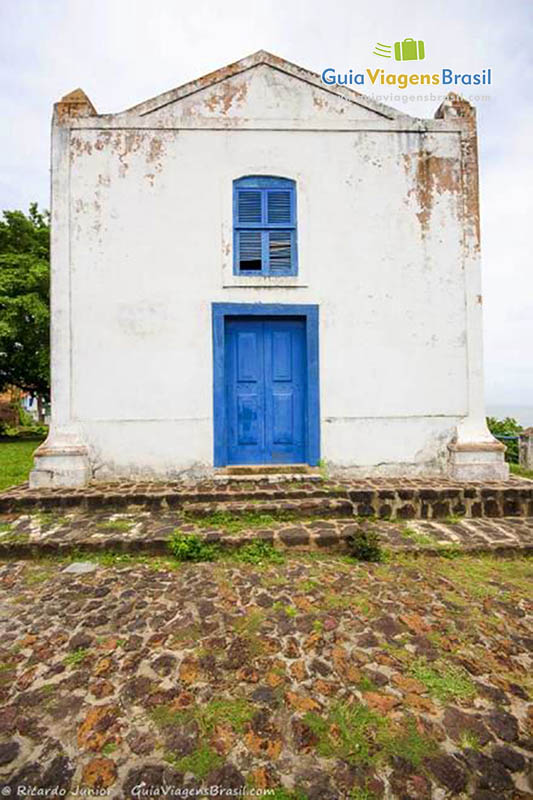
xmin=268 ymin=230 xmax=292 ymax=273
xmin=233 ymin=177 xmax=297 ymax=276
xmin=267 ymin=190 xmax=292 ymax=224
xmin=237 ymin=230 xmax=262 ymax=271
xmin=238 ymin=190 xmax=262 ymax=224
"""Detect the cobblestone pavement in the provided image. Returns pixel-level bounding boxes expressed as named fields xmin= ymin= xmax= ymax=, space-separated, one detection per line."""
xmin=0 ymin=549 xmax=531 ymax=798
xmin=1 ymin=509 xmax=533 ymax=557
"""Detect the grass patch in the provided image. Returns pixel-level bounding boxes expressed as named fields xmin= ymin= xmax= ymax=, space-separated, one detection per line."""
xmin=97 ymin=519 xmax=135 ymax=532
xmin=187 ymin=510 xmax=297 ymax=534
xmin=33 ymin=511 xmax=69 ymax=528
xmin=152 ymin=696 xmax=256 ymax=736
xmin=64 ymin=648 xmax=88 ymax=667
xmin=510 ymin=463 xmax=533 ymax=480
xmin=167 ymin=744 xmax=223 ymax=779
xmin=0 ymin=439 xmax=42 ymax=490
xmin=168 ymin=532 xmax=219 ymax=562
xmin=233 ymin=609 xmax=266 ymax=637
xmin=404 ymin=530 xmax=435 ymax=546
xmin=358 ymin=675 xmax=379 ymax=692
xmin=198 ymin=697 xmax=256 ymax=734
xmin=24 ymin=566 xmax=54 ymax=584
xmin=435 ymin=544 xmax=462 ymax=559
xmin=346 ymin=529 xmax=383 ymax=562
xmin=304 ymin=701 xmax=436 ymax=767
xmin=351 ymin=790 xmax=379 ymax=800
xmin=0 ymin=528 xmax=30 ymax=545
xmin=459 ymin=730 xmax=481 ymax=750
xmin=409 ymin=658 xmax=476 ymax=703
xmin=272 ymin=601 xmax=298 ymax=617
xmin=233 ymin=540 xmax=285 ymax=565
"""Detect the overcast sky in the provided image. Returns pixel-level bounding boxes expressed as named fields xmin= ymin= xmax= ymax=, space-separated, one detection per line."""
xmin=1 ymin=0 xmax=531 ymax=414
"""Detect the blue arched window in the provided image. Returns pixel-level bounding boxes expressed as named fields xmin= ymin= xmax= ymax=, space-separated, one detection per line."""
xmin=233 ymin=176 xmax=297 ymax=276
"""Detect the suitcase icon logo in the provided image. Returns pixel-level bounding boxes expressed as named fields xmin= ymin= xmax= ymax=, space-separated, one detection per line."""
xmin=394 ymin=38 xmax=425 ymax=61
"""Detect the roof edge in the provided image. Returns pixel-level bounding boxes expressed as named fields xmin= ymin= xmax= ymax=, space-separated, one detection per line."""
xmin=112 ymin=50 xmax=413 ymax=121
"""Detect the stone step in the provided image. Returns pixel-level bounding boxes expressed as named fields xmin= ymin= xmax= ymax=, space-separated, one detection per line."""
xmin=181 ymin=496 xmax=353 ymax=519
xmin=214 ymin=471 xmax=323 ymax=483
xmin=221 ymin=464 xmax=316 ymax=476
xmin=1 ymin=479 xmax=532 ymax=518
xmin=0 ymin=514 xmax=532 ymax=558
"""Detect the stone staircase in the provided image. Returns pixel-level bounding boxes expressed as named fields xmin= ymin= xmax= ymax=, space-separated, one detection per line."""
xmin=1 ymin=476 xmax=532 ymax=520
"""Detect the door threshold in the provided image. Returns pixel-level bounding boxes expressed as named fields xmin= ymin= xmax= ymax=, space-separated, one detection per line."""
xmin=214 ymin=464 xmax=323 ymax=483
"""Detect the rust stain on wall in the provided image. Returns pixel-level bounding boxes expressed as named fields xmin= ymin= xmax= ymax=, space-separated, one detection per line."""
xmin=404 ymin=151 xmax=460 ymax=235
xmin=71 ymin=130 xmax=166 ymax=183
xmin=203 ymin=81 xmax=248 ymax=114
xmin=147 ymin=137 xmax=164 ymax=163
xmin=434 ymin=92 xmax=481 ymax=254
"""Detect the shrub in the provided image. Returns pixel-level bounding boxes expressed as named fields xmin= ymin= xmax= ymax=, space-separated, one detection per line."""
xmin=486 ymin=416 xmax=522 ymax=463
xmin=347 ymin=528 xmax=383 ymax=562
xmin=168 ymin=532 xmax=219 ymax=562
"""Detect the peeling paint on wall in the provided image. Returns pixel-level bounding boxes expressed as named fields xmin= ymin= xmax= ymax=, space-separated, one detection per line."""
xmin=403 ymin=148 xmax=460 ymax=236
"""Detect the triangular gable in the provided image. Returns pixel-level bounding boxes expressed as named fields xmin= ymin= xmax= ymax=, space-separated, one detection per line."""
xmin=115 ymin=50 xmax=410 ymax=122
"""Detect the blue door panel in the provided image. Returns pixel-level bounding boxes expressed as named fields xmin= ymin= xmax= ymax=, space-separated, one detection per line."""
xmin=237 ymin=395 xmax=260 ymax=445
xmin=272 ymin=331 xmax=292 ymax=381
xmin=272 ymin=392 xmax=293 ymax=444
xmin=237 ymin=332 xmax=258 ymax=381
xmin=226 ymin=317 xmax=306 ymax=465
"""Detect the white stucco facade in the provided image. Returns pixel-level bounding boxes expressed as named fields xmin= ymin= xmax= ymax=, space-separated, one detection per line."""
xmin=30 ymin=51 xmax=507 ymax=487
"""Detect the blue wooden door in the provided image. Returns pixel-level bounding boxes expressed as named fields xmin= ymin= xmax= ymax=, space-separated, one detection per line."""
xmin=225 ymin=318 xmax=306 ymax=464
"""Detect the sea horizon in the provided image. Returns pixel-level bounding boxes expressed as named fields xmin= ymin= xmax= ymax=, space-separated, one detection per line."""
xmin=486 ymin=404 xmax=533 ymax=428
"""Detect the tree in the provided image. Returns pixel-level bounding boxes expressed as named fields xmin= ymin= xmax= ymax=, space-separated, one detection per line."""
xmin=0 ymin=203 xmax=50 ymax=420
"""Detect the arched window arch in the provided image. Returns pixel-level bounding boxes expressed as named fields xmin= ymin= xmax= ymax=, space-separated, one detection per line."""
xmin=233 ymin=176 xmax=297 ymax=276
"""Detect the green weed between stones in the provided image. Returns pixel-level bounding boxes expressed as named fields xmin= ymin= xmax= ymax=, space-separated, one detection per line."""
xmin=357 ymin=675 xmax=379 ymax=693
xmin=459 ymin=730 xmax=481 ymax=750
xmin=409 ymin=657 xmax=476 ymax=703
xmin=272 ymin=601 xmax=298 ymax=617
xmin=168 ymin=533 xmax=220 ymax=562
xmin=511 ymin=463 xmax=533 ymax=480
xmin=168 ymin=531 xmax=285 ymax=565
xmin=350 ymin=789 xmax=379 ymax=800
xmin=166 ymin=744 xmax=223 ymax=779
xmin=64 ymin=648 xmax=88 ymax=667
xmin=97 ymin=519 xmax=135 ymax=532
xmin=185 ymin=510 xmax=297 ymax=534
xmin=346 ymin=529 xmax=383 ymax=562
xmin=232 ymin=540 xmax=285 ymax=565
xmin=0 ymin=529 xmax=30 ymax=545
xmin=152 ymin=696 xmax=256 ymax=736
xmin=34 ymin=511 xmax=69 ymax=527
xmin=153 ymin=697 xmax=256 ymax=778
xmin=400 ymin=527 xmax=435 ymax=546
xmin=304 ymin=701 xmax=436 ymax=767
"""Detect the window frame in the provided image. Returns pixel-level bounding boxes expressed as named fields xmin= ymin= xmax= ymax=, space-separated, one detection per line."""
xmin=233 ymin=176 xmax=298 ymax=277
